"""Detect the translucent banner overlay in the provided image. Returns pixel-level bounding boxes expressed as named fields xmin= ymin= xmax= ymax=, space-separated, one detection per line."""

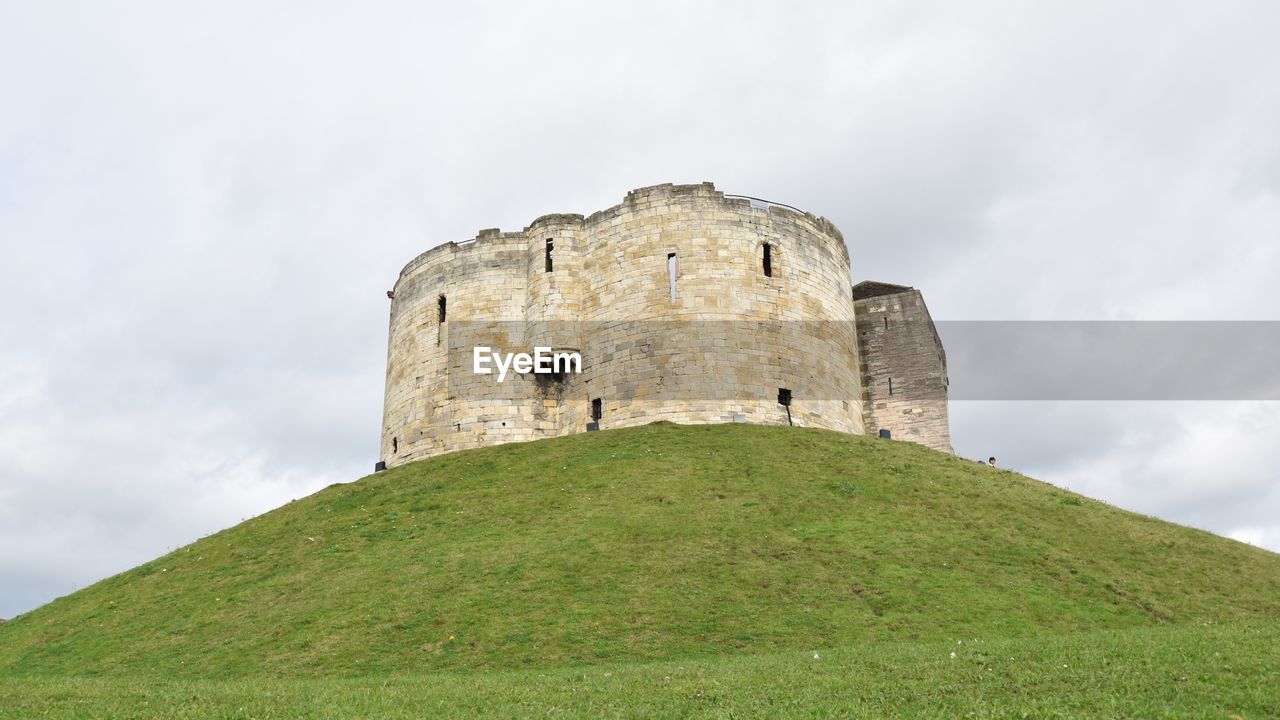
xmin=938 ymin=321 xmax=1280 ymax=400
xmin=436 ymin=321 xmax=1280 ymax=401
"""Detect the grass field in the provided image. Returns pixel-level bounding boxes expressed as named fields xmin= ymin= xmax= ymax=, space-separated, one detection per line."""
xmin=2 ymin=423 xmax=1278 ymax=716
xmin=2 ymin=621 xmax=1277 ymax=718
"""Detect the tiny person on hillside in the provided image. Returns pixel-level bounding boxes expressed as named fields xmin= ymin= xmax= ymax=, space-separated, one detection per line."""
xmin=988 ymin=457 xmax=997 ymax=467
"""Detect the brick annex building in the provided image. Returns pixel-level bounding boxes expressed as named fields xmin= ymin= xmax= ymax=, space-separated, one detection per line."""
xmin=379 ymin=183 xmax=950 ymax=468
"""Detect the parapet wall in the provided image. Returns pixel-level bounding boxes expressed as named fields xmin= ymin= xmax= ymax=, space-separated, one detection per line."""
xmin=381 ymin=182 xmax=950 ymax=466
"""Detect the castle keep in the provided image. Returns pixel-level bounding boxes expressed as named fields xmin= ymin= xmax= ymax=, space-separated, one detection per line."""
xmin=380 ymin=183 xmax=951 ymax=467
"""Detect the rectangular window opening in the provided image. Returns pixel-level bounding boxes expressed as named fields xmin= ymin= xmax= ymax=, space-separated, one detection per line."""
xmin=438 ymin=295 xmax=447 ymax=324
xmin=591 ymin=398 xmax=602 ymax=421
xmin=545 ymin=238 xmax=554 ymax=272
xmin=762 ymin=243 xmax=773 ymax=277
xmin=888 ymin=378 xmax=894 ymax=395
xmin=667 ymin=253 xmax=677 ymax=301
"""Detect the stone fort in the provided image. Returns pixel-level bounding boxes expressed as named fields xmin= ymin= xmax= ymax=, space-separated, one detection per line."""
xmin=379 ymin=182 xmax=950 ymax=468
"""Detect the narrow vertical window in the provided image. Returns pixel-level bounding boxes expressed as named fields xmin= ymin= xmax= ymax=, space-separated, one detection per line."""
xmin=667 ymin=253 xmax=677 ymax=301
xmin=883 ymin=317 xmax=888 ymax=330
xmin=438 ymin=295 xmax=447 ymax=324
xmin=591 ymin=398 xmax=602 ymax=421
xmin=545 ymin=238 xmax=554 ymax=272
xmin=888 ymin=378 xmax=894 ymax=395
xmin=392 ymin=437 xmax=399 ymax=453
xmin=762 ymin=243 xmax=773 ymax=277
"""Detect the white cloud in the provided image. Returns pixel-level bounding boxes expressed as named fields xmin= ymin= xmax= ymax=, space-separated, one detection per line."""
xmin=952 ymin=402 xmax=1280 ymax=549
xmin=1230 ymin=526 xmax=1280 ymax=549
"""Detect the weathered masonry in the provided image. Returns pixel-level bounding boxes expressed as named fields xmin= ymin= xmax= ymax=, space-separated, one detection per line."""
xmin=853 ymin=281 xmax=953 ymax=454
xmin=379 ymin=182 xmax=951 ymax=467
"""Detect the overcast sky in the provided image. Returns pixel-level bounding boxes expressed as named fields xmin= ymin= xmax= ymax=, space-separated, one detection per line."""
xmin=2 ymin=1 xmax=1279 ymax=618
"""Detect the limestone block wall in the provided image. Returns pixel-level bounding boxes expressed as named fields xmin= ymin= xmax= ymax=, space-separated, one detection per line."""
xmin=381 ymin=182 xmax=949 ymax=466
xmin=853 ymin=282 xmax=953 ymax=453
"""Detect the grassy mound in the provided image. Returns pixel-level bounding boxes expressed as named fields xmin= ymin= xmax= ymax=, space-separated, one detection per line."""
xmin=2 ymin=423 xmax=1278 ymax=678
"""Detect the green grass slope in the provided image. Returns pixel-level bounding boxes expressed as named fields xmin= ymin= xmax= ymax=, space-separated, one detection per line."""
xmin=2 ymin=423 xmax=1278 ymax=678
xmin=5 ymin=622 xmax=1278 ymax=719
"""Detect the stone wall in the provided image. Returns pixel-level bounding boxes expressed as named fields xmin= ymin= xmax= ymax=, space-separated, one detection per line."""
xmin=380 ymin=182 xmax=949 ymax=466
xmin=853 ymin=282 xmax=954 ymax=453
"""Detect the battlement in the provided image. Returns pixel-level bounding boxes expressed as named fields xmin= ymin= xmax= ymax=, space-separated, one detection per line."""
xmin=399 ymin=183 xmax=850 ymax=288
xmin=526 ymin=213 xmax=586 ymax=230
xmin=379 ymin=183 xmax=950 ymax=466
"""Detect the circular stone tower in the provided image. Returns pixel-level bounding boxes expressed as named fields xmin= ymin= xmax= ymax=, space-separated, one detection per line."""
xmin=380 ymin=182 xmax=893 ymax=467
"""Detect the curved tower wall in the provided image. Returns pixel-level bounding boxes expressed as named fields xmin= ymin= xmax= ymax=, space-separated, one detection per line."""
xmin=381 ymin=183 xmax=865 ymax=467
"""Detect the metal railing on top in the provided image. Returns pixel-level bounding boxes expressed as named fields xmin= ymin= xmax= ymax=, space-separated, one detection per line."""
xmin=722 ymin=194 xmax=808 ymax=215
